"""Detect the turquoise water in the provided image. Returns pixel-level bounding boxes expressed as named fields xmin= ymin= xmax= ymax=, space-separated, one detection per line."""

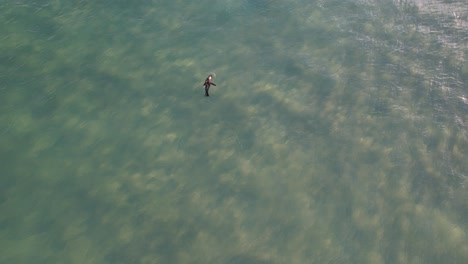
xmin=1 ymin=0 xmax=467 ymax=263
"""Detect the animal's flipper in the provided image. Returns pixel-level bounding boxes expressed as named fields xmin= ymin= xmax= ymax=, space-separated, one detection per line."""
xmin=211 ymin=83 xmax=216 ymax=86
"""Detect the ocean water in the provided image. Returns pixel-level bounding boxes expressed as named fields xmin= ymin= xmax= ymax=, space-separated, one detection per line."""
xmin=1 ymin=0 xmax=467 ymax=263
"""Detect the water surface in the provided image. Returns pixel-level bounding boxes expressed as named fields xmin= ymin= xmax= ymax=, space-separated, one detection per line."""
xmin=1 ymin=0 xmax=467 ymax=263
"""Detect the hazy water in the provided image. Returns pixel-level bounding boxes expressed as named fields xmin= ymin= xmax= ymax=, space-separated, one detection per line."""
xmin=1 ymin=0 xmax=467 ymax=263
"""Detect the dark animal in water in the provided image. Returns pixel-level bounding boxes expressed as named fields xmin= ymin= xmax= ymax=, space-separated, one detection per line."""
xmin=203 ymin=75 xmax=216 ymax=96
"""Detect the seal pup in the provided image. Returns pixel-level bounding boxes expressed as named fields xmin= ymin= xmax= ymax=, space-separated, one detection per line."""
xmin=453 ymin=12 xmax=462 ymax=26
xmin=203 ymin=75 xmax=216 ymax=96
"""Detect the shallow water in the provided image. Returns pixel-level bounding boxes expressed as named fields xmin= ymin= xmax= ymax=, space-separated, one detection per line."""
xmin=1 ymin=0 xmax=467 ymax=263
